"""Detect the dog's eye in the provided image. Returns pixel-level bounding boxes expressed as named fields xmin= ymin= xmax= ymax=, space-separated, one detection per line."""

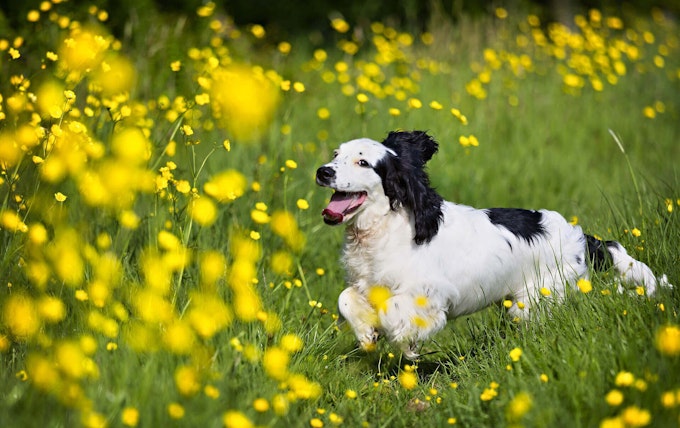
xmin=332 ymin=150 xmax=339 ymax=159
xmin=357 ymin=159 xmax=370 ymax=168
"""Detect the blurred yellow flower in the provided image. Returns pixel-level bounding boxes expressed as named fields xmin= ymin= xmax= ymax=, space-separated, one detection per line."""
xmin=163 ymin=321 xmax=196 ymax=355
xmin=263 ymin=346 xmax=290 ymax=381
xmin=253 ymin=398 xmax=269 ymax=412
xmin=620 ymin=406 xmax=651 ymax=427
xmin=655 ymin=325 xmax=680 ymax=356
xmin=281 ymin=334 xmax=304 ymax=353
xmin=174 ymin=365 xmax=201 ymax=396
xmin=121 ymin=407 xmax=139 ymax=427
xmin=506 ymin=392 xmax=532 ymax=422
xmin=38 ymin=296 xmax=66 ymax=323
xmin=3 ymin=294 xmax=40 ymax=339
xmin=210 ymin=64 xmax=280 ymax=140
xmin=509 ymin=347 xmax=523 ymax=362
xmin=605 ymin=389 xmax=624 ymax=406
xmin=167 ymin=403 xmax=185 ymax=419
xmin=190 ymin=196 xmax=217 ymax=226
xmin=204 ymin=169 xmax=247 ymax=202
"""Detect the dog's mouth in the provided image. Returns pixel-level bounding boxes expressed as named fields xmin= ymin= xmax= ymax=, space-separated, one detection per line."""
xmin=322 ymin=191 xmax=368 ymax=225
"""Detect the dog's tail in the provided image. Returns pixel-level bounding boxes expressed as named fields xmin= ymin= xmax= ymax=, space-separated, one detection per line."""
xmin=585 ymin=234 xmax=671 ymax=296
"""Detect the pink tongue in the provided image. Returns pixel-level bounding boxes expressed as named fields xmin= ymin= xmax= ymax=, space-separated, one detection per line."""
xmin=325 ymin=192 xmax=356 ymax=216
xmin=322 ymin=192 xmax=364 ymax=224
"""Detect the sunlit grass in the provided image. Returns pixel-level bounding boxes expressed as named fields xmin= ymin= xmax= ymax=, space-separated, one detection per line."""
xmin=0 ymin=1 xmax=678 ymax=427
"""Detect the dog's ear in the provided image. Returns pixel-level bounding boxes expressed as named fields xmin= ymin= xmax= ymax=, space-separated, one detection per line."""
xmin=376 ymin=131 xmax=443 ymax=245
xmin=382 ymin=130 xmax=439 ymax=167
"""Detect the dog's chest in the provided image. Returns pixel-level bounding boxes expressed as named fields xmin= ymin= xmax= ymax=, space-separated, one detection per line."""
xmin=342 ymin=228 xmax=405 ymax=288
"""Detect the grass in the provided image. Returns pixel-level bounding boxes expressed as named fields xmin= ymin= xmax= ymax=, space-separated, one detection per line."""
xmin=0 ymin=2 xmax=679 ymax=427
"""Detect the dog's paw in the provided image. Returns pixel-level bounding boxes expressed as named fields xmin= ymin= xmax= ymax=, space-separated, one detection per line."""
xmin=358 ymin=329 xmax=380 ymax=352
xmin=401 ymin=341 xmax=420 ymax=360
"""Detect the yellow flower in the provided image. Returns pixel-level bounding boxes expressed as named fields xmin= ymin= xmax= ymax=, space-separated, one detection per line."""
xmin=210 ymin=65 xmax=280 ymax=140
xmin=0 ymin=210 xmax=28 ymax=233
xmin=655 ymin=325 xmax=680 ymax=356
xmin=37 ymin=296 xmax=66 ymax=323
xmin=271 ymin=251 xmax=293 ymax=276
xmin=317 ymin=107 xmax=330 ymax=120
xmin=577 ymin=278 xmax=593 ymax=293
xmin=190 ymin=196 xmax=217 ymax=226
xmin=615 ymin=371 xmax=635 ymax=387
xmin=204 ymin=170 xmax=247 ymax=202
xmin=3 ymin=294 xmax=40 ymax=339
xmin=297 ymin=199 xmax=310 ymax=210
xmin=408 ymin=98 xmax=422 ymax=109
xmin=167 ymin=403 xmax=185 ymax=419
xmin=356 ymin=93 xmax=369 ymax=103
xmin=253 ymin=398 xmax=269 ymax=412
xmin=121 ymin=407 xmax=139 ymax=427
xmin=509 ymin=347 xmax=523 ymax=362
xmin=506 ymin=392 xmax=532 ymax=422
xmin=631 ymin=228 xmax=641 ymax=237
xmin=540 ymin=287 xmax=551 ymax=297
xmin=345 ymin=389 xmax=358 ymax=399
xmin=222 ymin=410 xmax=254 ymax=428
xmin=54 ymin=192 xmax=68 ymax=202
xmin=620 ymin=406 xmax=651 ymax=427
xmin=111 ymin=128 xmax=151 ymax=165
xmin=175 ymin=365 xmax=201 ymax=396
xmin=91 ymin=53 xmax=136 ymax=97
xmin=281 ymin=334 xmax=304 ymax=353
xmin=163 ymin=321 xmax=196 ymax=355
xmin=398 ymin=370 xmax=418 ymax=390
xmin=263 ymin=346 xmax=290 ymax=380
xmin=605 ymin=389 xmax=624 ymax=406
xmin=204 ymin=385 xmax=220 ymax=399
xmin=310 ymin=418 xmax=324 ymax=428
xmin=293 ymin=81 xmax=305 ymax=92
xmin=331 ymin=17 xmax=350 ymax=33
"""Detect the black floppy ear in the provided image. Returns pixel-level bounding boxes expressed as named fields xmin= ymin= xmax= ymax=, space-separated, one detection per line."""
xmin=383 ymin=130 xmax=439 ymax=166
xmin=375 ymin=131 xmax=443 ymax=245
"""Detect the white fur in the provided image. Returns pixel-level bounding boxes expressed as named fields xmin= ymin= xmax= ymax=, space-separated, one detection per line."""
xmin=319 ymin=137 xmax=670 ymax=359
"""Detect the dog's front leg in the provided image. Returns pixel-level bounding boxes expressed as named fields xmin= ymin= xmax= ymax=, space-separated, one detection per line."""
xmin=337 ymin=286 xmax=380 ymax=351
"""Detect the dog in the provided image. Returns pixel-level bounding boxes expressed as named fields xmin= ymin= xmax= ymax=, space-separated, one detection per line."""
xmin=315 ymin=130 xmax=671 ymax=359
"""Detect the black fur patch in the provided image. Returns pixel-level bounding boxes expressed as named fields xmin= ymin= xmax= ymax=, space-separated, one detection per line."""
xmin=585 ymin=234 xmax=618 ymax=271
xmin=375 ymin=131 xmax=444 ymax=245
xmin=485 ymin=208 xmax=546 ymax=244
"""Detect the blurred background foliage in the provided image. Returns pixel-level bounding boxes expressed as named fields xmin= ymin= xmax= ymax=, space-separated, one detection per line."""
xmin=2 ymin=0 xmax=679 ymax=41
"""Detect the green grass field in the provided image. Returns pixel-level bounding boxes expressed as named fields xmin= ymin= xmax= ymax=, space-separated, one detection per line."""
xmin=0 ymin=2 xmax=679 ymax=427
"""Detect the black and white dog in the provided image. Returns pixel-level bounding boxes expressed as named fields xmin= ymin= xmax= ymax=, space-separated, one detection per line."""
xmin=316 ymin=130 xmax=670 ymax=359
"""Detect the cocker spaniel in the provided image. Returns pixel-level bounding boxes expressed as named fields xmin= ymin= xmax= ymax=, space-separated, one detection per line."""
xmin=316 ymin=130 xmax=670 ymax=359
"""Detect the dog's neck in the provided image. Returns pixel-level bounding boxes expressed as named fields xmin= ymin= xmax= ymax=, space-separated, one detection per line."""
xmin=345 ymin=207 xmax=412 ymax=248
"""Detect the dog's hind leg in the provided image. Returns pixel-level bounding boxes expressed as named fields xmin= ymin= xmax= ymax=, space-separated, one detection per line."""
xmin=337 ymin=287 xmax=380 ymax=352
xmin=586 ymin=235 xmax=672 ymax=296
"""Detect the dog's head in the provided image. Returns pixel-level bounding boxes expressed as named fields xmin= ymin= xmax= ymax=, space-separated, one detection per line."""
xmin=316 ymin=130 xmax=443 ymax=244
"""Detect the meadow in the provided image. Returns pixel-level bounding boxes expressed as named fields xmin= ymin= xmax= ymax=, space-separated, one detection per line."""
xmin=0 ymin=1 xmax=679 ymax=427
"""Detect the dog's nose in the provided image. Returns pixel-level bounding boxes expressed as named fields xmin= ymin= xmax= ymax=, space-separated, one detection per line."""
xmin=316 ymin=166 xmax=335 ymax=185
